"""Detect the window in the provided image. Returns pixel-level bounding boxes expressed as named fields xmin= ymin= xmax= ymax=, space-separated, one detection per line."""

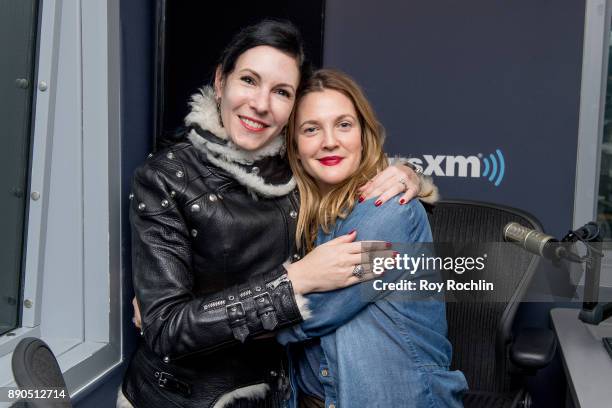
xmin=0 ymin=0 xmax=39 ymax=336
xmin=575 ymin=0 xmax=612 ymax=294
xmin=0 ymin=0 xmax=123 ymax=399
xmin=597 ymin=27 xmax=612 ymax=239
xmin=575 ymin=0 xmax=611 ymax=232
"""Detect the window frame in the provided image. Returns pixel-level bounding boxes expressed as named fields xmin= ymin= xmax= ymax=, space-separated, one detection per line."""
xmin=574 ymin=0 xmax=612 ymax=228
xmin=0 ymin=0 xmax=123 ymax=400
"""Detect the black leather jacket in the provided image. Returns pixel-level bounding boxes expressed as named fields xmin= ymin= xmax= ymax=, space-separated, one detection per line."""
xmin=122 ymin=107 xmax=305 ymax=406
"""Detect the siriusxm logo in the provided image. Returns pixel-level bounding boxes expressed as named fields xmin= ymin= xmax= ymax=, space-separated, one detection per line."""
xmin=407 ymin=149 xmax=506 ymax=187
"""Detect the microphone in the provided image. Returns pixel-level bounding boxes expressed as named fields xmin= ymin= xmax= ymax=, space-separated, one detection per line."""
xmin=503 ymin=222 xmax=582 ymax=262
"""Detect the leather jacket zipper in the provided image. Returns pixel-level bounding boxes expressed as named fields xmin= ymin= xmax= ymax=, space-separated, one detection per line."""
xmin=272 ymin=197 xmax=292 ymax=260
xmin=202 ymin=299 xmax=225 ymax=311
xmin=200 ymin=274 xmax=289 ymax=311
xmin=267 ymin=274 xmax=289 ymax=290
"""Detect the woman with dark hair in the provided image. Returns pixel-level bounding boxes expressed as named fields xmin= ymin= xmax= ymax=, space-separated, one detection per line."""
xmin=120 ymin=21 xmax=432 ymax=408
xmin=279 ymin=69 xmax=467 ymax=407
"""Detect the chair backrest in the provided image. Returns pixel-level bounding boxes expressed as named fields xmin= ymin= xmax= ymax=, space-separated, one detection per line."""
xmin=426 ymin=200 xmax=542 ymax=394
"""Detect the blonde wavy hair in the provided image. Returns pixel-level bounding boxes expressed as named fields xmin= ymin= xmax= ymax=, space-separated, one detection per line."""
xmin=286 ymin=69 xmax=388 ymax=251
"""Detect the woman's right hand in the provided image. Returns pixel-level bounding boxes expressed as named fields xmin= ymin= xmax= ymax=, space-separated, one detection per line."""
xmin=285 ymin=230 xmax=392 ymax=295
xmin=132 ymin=297 xmax=142 ymax=330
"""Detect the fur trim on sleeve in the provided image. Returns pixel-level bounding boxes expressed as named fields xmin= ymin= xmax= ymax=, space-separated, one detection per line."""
xmin=116 ymin=388 xmax=134 ymax=408
xmin=283 ymin=259 xmax=312 ymax=320
xmin=212 ymin=384 xmax=270 ymax=408
xmin=294 ymin=293 xmax=312 ymax=320
xmin=418 ymin=175 xmax=440 ymax=204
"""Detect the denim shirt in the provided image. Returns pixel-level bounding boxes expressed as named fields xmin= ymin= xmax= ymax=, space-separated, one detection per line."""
xmin=277 ymin=198 xmax=467 ymax=408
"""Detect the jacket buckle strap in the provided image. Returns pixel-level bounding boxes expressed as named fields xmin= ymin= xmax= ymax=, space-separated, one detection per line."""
xmin=226 ymin=302 xmax=250 ymax=342
xmin=155 ymin=371 xmax=192 ymax=397
xmin=254 ymin=292 xmax=278 ymax=330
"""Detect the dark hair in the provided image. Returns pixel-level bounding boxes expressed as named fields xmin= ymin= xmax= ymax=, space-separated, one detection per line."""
xmin=160 ymin=20 xmax=309 ymax=149
xmin=216 ymin=19 xmax=309 ymax=81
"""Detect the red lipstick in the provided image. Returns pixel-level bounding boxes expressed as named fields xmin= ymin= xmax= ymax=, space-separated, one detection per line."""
xmin=318 ymin=156 xmax=343 ymax=166
xmin=239 ymin=115 xmax=269 ymax=132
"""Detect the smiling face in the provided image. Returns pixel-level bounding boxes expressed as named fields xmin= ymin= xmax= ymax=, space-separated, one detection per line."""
xmin=295 ymin=89 xmax=363 ymax=193
xmin=214 ymin=45 xmax=300 ymax=151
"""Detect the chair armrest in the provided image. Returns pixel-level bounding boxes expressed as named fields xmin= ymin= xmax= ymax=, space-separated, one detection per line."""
xmin=510 ymin=327 xmax=557 ymax=370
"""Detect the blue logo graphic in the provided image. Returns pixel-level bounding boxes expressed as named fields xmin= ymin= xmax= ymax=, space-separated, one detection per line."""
xmin=481 ymin=149 xmax=505 ymax=187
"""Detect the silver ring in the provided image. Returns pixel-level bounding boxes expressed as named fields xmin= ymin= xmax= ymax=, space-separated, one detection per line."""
xmin=352 ymin=264 xmax=366 ymax=280
xmin=398 ymin=177 xmax=409 ymax=191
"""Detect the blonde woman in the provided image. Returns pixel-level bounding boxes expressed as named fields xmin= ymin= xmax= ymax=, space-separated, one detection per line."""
xmin=278 ymin=69 xmax=467 ymax=408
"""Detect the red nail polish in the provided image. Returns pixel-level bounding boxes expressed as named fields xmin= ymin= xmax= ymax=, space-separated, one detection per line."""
xmin=375 ymin=200 xmax=382 ymax=207
xmin=399 ymin=198 xmax=406 ymax=205
xmin=348 ymin=229 xmax=357 ymax=235
xmin=393 ymin=251 xmax=399 ymax=257
xmin=358 ymin=196 xmax=365 ymax=203
xmin=386 ymin=242 xmax=392 ymax=248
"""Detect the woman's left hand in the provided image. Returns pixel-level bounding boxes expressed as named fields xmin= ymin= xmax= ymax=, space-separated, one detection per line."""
xmin=358 ymin=164 xmax=420 ymax=206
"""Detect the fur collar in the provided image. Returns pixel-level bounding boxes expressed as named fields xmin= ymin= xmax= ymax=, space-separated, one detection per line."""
xmin=185 ymin=86 xmax=295 ymax=198
xmin=185 ymin=87 xmax=229 ymax=140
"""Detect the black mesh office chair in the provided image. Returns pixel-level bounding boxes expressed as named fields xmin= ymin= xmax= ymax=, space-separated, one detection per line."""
xmin=427 ymin=200 xmax=557 ymax=408
xmin=11 ymin=337 xmax=72 ymax=408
